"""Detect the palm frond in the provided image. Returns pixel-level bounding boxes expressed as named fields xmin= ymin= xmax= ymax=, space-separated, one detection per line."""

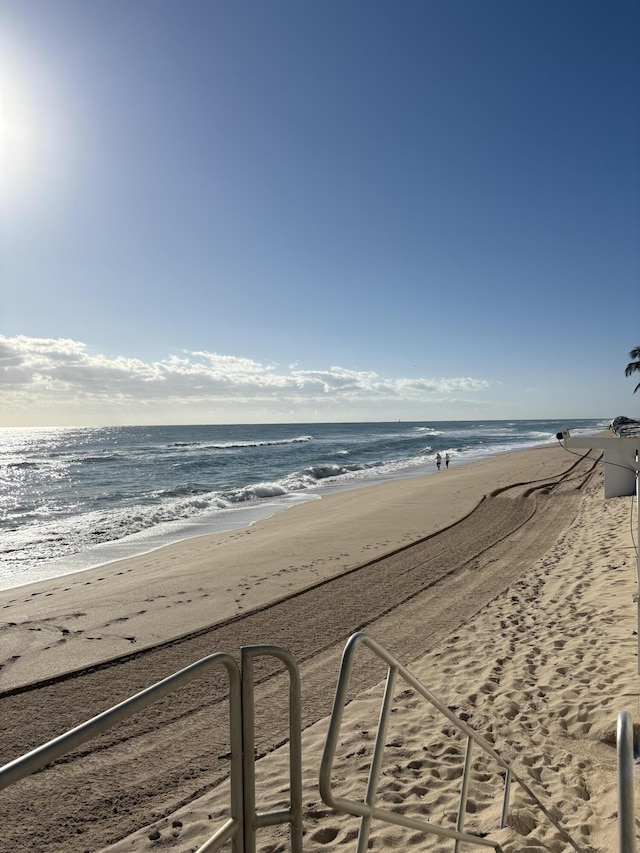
xmin=624 ymin=346 xmax=640 ymax=392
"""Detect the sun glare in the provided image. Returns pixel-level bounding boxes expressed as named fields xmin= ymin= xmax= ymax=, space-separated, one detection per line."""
xmin=0 ymin=22 xmax=76 ymax=219
xmin=0 ymin=56 xmax=42 ymax=206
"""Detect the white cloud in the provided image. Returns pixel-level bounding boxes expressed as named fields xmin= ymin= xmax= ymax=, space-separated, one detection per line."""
xmin=0 ymin=335 xmax=493 ymax=425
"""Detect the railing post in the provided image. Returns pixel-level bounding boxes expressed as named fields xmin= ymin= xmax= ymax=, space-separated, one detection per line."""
xmin=454 ymin=735 xmax=474 ymax=853
xmin=241 ymin=645 xmax=303 ymax=853
xmin=500 ymin=769 xmax=512 ymax=829
xmin=357 ymin=664 xmax=398 ymax=853
xmin=241 ymin=649 xmax=258 ymax=853
xmin=618 ymin=711 xmax=637 ymax=853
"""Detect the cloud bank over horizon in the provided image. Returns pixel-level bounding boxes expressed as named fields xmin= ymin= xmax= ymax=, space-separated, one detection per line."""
xmin=0 ymin=335 xmax=492 ymax=426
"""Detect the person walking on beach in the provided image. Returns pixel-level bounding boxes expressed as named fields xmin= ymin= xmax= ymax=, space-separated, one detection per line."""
xmin=436 ymin=453 xmax=442 ymax=470
xmin=445 ymin=453 xmax=450 ymax=469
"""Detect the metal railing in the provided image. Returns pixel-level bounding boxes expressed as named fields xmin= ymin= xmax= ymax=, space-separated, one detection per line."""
xmin=319 ymin=632 xmax=582 ymax=852
xmin=3 ymin=633 xmax=615 ymax=852
xmin=618 ymin=711 xmax=637 ymax=853
xmin=0 ymin=646 xmax=304 ymax=853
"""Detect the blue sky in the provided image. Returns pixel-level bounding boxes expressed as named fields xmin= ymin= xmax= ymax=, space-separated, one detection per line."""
xmin=1 ymin=0 xmax=638 ymax=426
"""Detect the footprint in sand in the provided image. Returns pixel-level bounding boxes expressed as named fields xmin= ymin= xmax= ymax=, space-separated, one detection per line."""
xmin=310 ymin=826 xmax=339 ymax=844
xmin=0 ymin=654 xmax=21 ymax=671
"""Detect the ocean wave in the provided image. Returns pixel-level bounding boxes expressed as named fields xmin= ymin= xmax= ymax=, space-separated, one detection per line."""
xmin=169 ymin=435 xmax=313 ymax=450
xmin=207 ymin=436 xmax=314 ymax=449
xmin=155 ymin=482 xmax=215 ymax=499
xmin=5 ymin=461 xmax=40 ymax=469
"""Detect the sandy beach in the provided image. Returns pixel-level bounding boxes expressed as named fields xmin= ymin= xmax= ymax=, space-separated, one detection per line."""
xmin=1 ymin=442 xmax=638 ymax=852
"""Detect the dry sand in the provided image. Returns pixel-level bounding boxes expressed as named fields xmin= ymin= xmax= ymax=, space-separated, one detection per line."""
xmin=1 ymin=442 xmax=638 ymax=852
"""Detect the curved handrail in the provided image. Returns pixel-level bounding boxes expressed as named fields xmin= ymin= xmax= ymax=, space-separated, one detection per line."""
xmin=320 ymin=632 xmax=581 ymax=852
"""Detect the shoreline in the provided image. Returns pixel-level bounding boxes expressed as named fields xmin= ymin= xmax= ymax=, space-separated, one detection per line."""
xmin=0 ymin=443 xmax=581 ymax=691
xmin=1 ymin=429 xmax=600 ymax=594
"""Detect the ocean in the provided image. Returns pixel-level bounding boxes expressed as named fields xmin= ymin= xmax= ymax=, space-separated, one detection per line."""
xmin=0 ymin=419 xmax=605 ymax=591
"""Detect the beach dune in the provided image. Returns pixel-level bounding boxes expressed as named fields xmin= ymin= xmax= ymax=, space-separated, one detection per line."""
xmin=1 ymin=442 xmax=638 ymax=852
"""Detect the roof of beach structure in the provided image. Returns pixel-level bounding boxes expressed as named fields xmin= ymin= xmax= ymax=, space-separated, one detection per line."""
xmin=609 ymin=415 xmax=640 ymax=437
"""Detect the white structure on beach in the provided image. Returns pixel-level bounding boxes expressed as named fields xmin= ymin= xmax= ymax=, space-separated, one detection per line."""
xmin=560 ymin=418 xmax=640 ymax=499
xmin=560 ymin=418 xmax=640 ymax=673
